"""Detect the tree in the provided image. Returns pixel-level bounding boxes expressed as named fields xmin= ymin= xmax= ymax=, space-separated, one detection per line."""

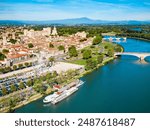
xmin=0 ymin=52 xmax=6 ymax=60
xmin=24 ymin=62 xmax=29 ymax=67
xmin=107 ymin=48 xmax=114 ymax=57
xmin=46 ymin=72 xmax=52 ymax=80
xmin=13 ymin=65 xmax=17 ymax=70
xmin=33 ymin=83 xmax=45 ymax=94
xmin=92 ymin=35 xmax=102 ymax=45
xmin=58 ymin=45 xmax=65 ymax=51
xmin=28 ymin=43 xmax=34 ymax=48
xmin=83 ymin=49 xmax=92 ymax=59
xmin=53 ymin=71 xmax=58 ymax=78
xmin=18 ymin=64 xmax=23 ymax=69
xmin=49 ymin=43 xmax=54 ymax=48
xmin=2 ymin=49 xmax=9 ymax=54
xmin=19 ymin=82 xmax=25 ymax=90
xmin=10 ymin=84 xmax=17 ymax=92
xmin=68 ymin=45 xmax=78 ymax=57
xmin=49 ymin=57 xmax=55 ymax=66
xmin=9 ymin=39 xmax=17 ymax=44
xmin=1 ymin=87 xmax=8 ymax=96
xmin=115 ymin=45 xmax=122 ymax=52
xmin=26 ymin=79 xmax=33 ymax=87
xmin=85 ymin=59 xmax=97 ymax=70
xmin=5 ymin=67 xmax=11 ymax=73
xmin=97 ymin=55 xmax=103 ymax=64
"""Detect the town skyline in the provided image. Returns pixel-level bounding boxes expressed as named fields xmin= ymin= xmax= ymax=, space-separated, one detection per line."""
xmin=0 ymin=0 xmax=150 ymax=21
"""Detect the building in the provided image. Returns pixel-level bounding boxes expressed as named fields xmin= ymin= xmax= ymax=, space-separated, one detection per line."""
xmin=51 ymin=26 xmax=58 ymax=36
xmin=75 ymin=31 xmax=87 ymax=38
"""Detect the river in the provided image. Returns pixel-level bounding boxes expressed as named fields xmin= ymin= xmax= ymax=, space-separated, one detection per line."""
xmin=15 ymin=38 xmax=150 ymax=113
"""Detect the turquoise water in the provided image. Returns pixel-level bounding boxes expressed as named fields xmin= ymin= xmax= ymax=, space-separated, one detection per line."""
xmin=15 ymin=38 xmax=150 ymax=113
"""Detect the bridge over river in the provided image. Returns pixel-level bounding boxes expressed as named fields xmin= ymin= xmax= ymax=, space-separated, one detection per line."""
xmin=114 ymin=52 xmax=150 ymax=60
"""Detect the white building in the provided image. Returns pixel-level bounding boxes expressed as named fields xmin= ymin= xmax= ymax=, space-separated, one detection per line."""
xmin=75 ymin=31 xmax=87 ymax=38
xmin=51 ymin=26 xmax=58 ymax=36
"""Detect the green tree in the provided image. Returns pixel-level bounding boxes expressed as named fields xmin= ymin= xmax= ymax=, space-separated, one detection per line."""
xmin=24 ymin=62 xmax=29 ymax=67
xmin=115 ymin=45 xmax=122 ymax=52
xmin=49 ymin=43 xmax=54 ymax=48
xmin=0 ymin=68 xmax=5 ymax=74
xmin=49 ymin=57 xmax=55 ymax=66
xmin=68 ymin=45 xmax=78 ymax=57
xmin=19 ymin=82 xmax=25 ymax=90
xmin=58 ymin=45 xmax=65 ymax=51
xmin=92 ymin=35 xmax=102 ymax=45
xmin=2 ymin=49 xmax=9 ymax=54
xmin=46 ymin=72 xmax=52 ymax=80
xmin=5 ymin=67 xmax=11 ymax=73
xmin=28 ymin=43 xmax=34 ymax=48
xmin=107 ymin=48 xmax=114 ymax=57
xmin=53 ymin=71 xmax=58 ymax=78
xmin=10 ymin=84 xmax=17 ymax=92
xmin=18 ymin=64 xmax=23 ymax=69
xmin=26 ymin=79 xmax=33 ymax=87
xmin=9 ymin=39 xmax=17 ymax=44
xmin=1 ymin=87 xmax=8 ymax=96
xmin=85 ymin=59 xmax=97 ymax=70
xmin=13 ymin=65 xmax=17 ymax=70
xmin=0 ymin=52 xmax=6 ymax=60
xmin=97 ymin=55 xmax=103 ymax=64
xmin=83 ymin=49 xmax=92 ymax=59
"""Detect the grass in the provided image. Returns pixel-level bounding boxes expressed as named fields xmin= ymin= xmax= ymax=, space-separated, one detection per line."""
xmin=70 ymin=59 xmax=86 ymax=65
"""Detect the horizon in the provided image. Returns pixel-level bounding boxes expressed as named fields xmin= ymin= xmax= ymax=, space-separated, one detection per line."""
xmin=0 ymin=0 xmax=150 ymax=21
xmin=0 ymin=17 xmax=150 ymax=22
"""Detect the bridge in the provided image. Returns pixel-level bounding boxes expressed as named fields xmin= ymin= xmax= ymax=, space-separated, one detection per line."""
xmin=114 ymin=52 xmax=150 ymax=60
xmin=103 ymin=37 xmax=127 ymax=41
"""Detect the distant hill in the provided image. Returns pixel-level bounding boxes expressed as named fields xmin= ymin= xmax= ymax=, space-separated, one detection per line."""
xmin=0 ymin=17 xmax=150 ymax=26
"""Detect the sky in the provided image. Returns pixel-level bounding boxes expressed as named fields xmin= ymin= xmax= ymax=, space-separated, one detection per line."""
xmin=0 ymin=0 xmax=150 ymax=21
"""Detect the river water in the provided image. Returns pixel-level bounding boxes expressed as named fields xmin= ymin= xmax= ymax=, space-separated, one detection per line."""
xmin=15 ymin=38 xmax=150 ymax=113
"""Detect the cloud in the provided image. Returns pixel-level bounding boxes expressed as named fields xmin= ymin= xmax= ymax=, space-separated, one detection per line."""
xmin=0 ymin=0 xmax=150 ymax=20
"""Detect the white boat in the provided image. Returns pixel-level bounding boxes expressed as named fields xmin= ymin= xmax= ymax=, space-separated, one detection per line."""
xmin=76 ymin=80 xmax=84 ymax=88
xmin=43 ymin=93 xmax=59 ymax=103
xmin=51 ymin=87 xmax=78 ymax=104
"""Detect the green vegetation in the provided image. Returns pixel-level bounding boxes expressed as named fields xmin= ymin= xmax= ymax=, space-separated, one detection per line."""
xmin=18 ymin=64 xmax=23 ymax=69
xmin=10 ymin=84 xmax=17 ymax=92
xmin=0 ymin=52 xmax=6 ymax=60
xmin=9 ymin=39 xmax=17 ymax=44
xmin=85 ymin=58 xmax=97 ymax=70
xmin=97 ymin=55 xmax=103 ymax=64
xmin=19 ymin=82 xmax=25 ymax=90
xmin=92 ymin=35 xmax=102 ymax=45
xmin=49 ymin=43 xmax=54 ymax=48
xmin=2 ymin=49 xmax=9 ymax=54
xmin=58 ymin=45 xmax=65 ymax=51
xmin=13 ymin=65 xmax=17 ymax=70
xmin=1 ymin=87 xmax=8 ymax=96
xmin=69 ymin=41 xmax=123 ymax=72
xmin=28 ymin=43 xmax=34 ymax=48
xmin=68 ymin=45 xmax=78 ymax=57
xmin=83 ymin=49 xmax=92 ymax=59
xmin=0 ymin=62 xmax=33 ymax=74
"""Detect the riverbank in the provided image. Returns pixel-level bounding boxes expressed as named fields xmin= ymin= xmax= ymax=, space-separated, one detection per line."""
xmin=5 ymin=57 xmax=113 ymax=113
xmin=127 ymin=37 xmax=150 ymax=42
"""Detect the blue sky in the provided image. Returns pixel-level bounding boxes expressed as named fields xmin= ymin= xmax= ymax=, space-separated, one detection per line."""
xmin=0 ymin=0 xmax=150 ymax=20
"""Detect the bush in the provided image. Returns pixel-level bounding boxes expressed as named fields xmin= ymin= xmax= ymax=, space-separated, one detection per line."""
xmin=28 ymin=43 xmax=34 ymax=48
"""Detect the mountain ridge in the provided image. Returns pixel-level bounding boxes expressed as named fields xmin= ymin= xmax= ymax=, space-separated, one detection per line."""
xmin=0 ymin=17 xmax=150 ymax=25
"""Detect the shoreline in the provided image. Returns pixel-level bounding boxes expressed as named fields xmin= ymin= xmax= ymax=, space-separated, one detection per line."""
xmin=127 ymin=37 xmax=150 ymax=42
xmin=4 ymin=57 xmax=114 ymax=113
